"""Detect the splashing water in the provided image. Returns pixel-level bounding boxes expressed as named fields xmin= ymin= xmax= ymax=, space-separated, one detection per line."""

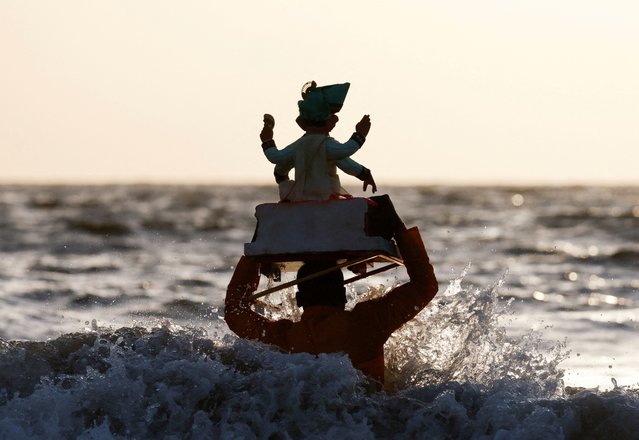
xmin=385 ymin=274 xmax=568 ymax=396
xmin=0 ymin=275 xmax=638 ymax=438
xmin=259 ymin=271 xmax=569 ymax=396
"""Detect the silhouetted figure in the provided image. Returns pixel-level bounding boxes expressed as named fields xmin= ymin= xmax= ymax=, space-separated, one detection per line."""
xmin=259 ymin=81 xmax=376 ymax=201
xmin=225 ymin=196 xmax=439 ymax=385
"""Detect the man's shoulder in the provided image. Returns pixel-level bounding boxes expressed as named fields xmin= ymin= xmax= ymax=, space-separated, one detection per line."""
xmin=350 ymin=297 xmax=385 ymax=317
xmin=272 ymin=317 xmax=296 ymax=328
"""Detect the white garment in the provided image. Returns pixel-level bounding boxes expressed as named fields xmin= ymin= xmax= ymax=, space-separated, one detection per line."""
xmin=287 ymin=135 xmax=346 ymax=201
xmin=264 ymin=134 xmax=363 ymax=201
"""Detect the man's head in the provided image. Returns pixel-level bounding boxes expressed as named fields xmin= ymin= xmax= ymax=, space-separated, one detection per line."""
xmin=295 ymin=261 xmax=346 ymax=309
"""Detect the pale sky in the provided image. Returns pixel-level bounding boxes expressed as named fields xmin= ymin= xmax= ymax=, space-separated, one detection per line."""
xmin=1 ymin=1 xmax=638 ymax=185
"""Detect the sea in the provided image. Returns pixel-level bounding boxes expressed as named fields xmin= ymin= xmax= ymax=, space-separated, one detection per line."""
xmin=0 ymin=184 xmax=638 ymax=439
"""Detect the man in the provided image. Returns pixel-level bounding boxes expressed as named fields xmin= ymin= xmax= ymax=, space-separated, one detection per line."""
xmin=259 ymin=81 xmax=376 ymax=201
xmin=224 ymin=196 xmax=439 ymax=385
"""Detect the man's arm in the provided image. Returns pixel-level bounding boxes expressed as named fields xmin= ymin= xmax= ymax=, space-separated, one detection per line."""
xmin=353 ymin=198 xmax=438 ymax=339
xmin=225 ymin=256 xmax=290 ymax=342
xmin=372 ymin=226 xmax=438 ymax=329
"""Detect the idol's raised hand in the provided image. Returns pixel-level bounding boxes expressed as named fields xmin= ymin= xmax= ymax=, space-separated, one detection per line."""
xmin=260 ymin=114 xmax=275 ymax=142
xmin=355 ymin=115 xmax=371 ymax=138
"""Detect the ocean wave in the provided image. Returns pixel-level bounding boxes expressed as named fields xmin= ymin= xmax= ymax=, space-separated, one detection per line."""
xmin=536 ymin=210 xmax=639 ymax=242
xmin=160 ymin=299 xmax=218 ymax=319
xmin=65 ymin=219 xmax=132 ymax=236
xmin=504 ymin=246 xmax=557 ymax=257
xmin=562 ymin=248 xmax=639 ymax=269
xmin=171 ymin=279 xmax=215 ymax=288
xmin=20 ymin=289 xmax=76 ymax=302
xmin=0 ymin=324 xmax=637 ymax=439
xmin=69 ymin=294 xmax=131 ymax=308
xmin=30 ymin=262 xmax=120 ymax=275
xmin=2 ymin=184 xmax=639 ymax=437
xmin=598 ymin=249 xmax=639 ymax=267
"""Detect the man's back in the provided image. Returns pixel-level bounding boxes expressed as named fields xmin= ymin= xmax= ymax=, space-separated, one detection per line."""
xmin=225 ymin=226 xmax=439 ymax=384
xmin=258 ymin=304 xmax=387 ymax=382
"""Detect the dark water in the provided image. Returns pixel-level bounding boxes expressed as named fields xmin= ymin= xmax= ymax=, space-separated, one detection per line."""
xmin=0 ymin=184 xmax=638 ymax=438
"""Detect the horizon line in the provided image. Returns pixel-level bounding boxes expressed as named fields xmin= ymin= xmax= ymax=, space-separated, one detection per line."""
xmin=1 ymin=177 xmax=638 ymax=188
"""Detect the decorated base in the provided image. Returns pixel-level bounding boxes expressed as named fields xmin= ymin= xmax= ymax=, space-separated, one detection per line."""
xmin=244 ymin=198 xmax=400 ymax=269
xmin=244 ymin=197 xmax=403 ymax=299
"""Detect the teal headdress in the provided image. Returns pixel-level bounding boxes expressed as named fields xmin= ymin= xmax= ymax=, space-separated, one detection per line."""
xmin=297 ymin=81 xmax=351 ymax=122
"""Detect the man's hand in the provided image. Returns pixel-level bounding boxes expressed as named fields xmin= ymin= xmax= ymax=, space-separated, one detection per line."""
xmin=260 ymin=114 xmax=275 ymax=142
xmin=369 ymin=194 xmax=406 ymax=235
xmin=355 ymin=115 xmax=371 ymax=137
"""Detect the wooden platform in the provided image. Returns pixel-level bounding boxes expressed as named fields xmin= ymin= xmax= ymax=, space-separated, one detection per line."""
xmin=244 ymin=198 xmax=404 ymax=299
xmin=245 ymin=198 xmax=400 ymax=263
